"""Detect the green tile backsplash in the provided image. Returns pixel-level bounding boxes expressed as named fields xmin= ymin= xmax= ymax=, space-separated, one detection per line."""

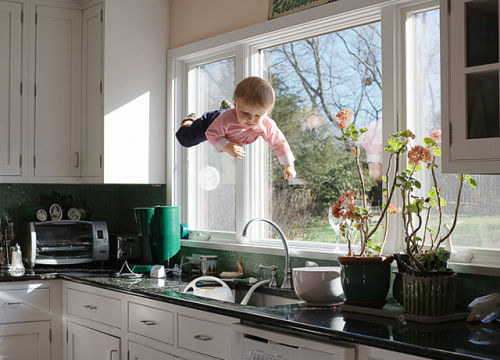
xmin=0 ymin=183 xmax=166 ymax=235
xmin=178 ymin=246 xmax=500 ymax=310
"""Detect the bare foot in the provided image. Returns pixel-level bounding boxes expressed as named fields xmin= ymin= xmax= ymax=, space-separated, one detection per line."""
xmin=181 ymin=118 xmax=194 ymax=127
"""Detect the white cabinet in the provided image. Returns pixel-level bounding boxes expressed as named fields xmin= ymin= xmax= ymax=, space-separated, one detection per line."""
xmin=0 ymin=0 xmax=22 ymax=176
xmin=82 ymin=3 xmax=103 ymax=179
xmin=0 ymin=280 xmax=62 ymax=360
xmin=0 ymin=0 xmax=168 ymax=184
xmin=128 ymin=341 xmax=174 ymax=360
xmin=67 ymin=322 xmax=120 ymax=360
xmin=0 ymin=322 xmax=51 ymax=360
xmin=441 ymin=0 xmax=500 ymax=173
xmin=63 ymin=280 xmax=239 ymax=360
xmin=34 ymin=5 xmax=82 ymax=178
xmin=357 ymin=345 xmax=430 ymax=360
xmin=102 ymin=0 xmax=167 ymax=183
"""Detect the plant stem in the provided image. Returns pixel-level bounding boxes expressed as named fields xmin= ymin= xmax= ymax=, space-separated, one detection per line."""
xmin=436 ymin=174 xmax=465 ymax=248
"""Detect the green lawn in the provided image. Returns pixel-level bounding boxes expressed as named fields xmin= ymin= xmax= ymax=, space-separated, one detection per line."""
xmin=286 ymin=215 xmax=500 ymax=249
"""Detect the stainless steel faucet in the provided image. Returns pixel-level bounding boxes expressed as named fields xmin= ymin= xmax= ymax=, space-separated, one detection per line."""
xmin=241 ymin=218 xmax=292 ymax=290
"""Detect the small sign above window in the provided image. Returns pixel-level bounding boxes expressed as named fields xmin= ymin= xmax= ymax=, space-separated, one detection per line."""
xmin=269 ymin=0 xmax=335 ymax=20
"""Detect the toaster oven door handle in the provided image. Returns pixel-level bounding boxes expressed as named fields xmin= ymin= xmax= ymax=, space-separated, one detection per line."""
xmin=38 ymin=246 xmax=88 ymax=252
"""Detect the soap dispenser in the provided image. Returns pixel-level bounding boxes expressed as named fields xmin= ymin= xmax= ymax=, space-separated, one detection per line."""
xmin=9 ymin=243 xmax=25 ymax=277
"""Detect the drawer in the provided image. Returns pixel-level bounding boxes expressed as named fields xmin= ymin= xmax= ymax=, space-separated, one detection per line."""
xmin=128 ymin=302 xmax=174 ymax=344
xmin=178 ymin=315 xmax=231 ymax=359
xmin=128 ymin=341 xmax=174 ymax=360
xmin=0 ymin=288 xmax=50 ymax=323
xmin=67 ymin=288 xmax=121 ymax=328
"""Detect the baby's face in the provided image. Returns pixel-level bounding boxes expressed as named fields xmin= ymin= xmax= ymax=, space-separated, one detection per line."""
xmin=234 ymin=99 xmax=270 ymax=129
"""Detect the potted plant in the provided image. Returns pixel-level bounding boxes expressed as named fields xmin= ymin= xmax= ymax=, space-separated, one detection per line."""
xmin=389 ymin=129 xmax=476 ymax=316
xmin=331 ymin=109 xmax=406 ymax=308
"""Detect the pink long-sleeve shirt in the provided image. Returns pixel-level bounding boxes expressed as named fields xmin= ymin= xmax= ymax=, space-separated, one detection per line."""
xmin=205 ymin=109 xmax=295 ymax=165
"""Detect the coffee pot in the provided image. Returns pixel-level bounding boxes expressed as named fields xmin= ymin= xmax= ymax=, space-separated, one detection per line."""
xmin=133 ymin=206 xmax=180 ymax=265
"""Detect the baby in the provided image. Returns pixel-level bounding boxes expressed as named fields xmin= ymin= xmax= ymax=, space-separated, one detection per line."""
xmin=176 ymin=77 xmax=296 ymax=180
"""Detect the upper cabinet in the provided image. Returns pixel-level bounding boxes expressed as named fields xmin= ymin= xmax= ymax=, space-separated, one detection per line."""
xmin=441 ymin=0 xmax=500 ymax=173
xmin=102 ymin=0 xmax=167 ymax=184
xmin=0 ymin=1 xmax=22 ymax=176
xmin=34 ymin=5 xmax=82 ymax=178
xmin=0 ymin=0 xmax=168 ymax=184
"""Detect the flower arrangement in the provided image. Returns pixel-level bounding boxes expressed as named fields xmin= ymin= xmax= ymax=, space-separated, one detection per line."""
xmin=392 ymin=129 xmax=476 ymax=272
xmin=331 ymin=109 xmax=476 ymax=269
xmin=331 ymin=109 xmax=403 ymax=257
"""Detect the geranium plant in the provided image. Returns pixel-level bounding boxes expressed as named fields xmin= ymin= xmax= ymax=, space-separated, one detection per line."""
xmin=393 ymin=129 xmax=476 ymax=272
xmin=331 ymin=109 xmax=476 ymax=267
xmin=331 ymin=109 xmax=405 ymax=257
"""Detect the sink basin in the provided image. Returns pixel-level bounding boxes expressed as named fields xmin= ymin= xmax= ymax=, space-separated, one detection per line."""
xmin=233 ymin=288 xmax=303 ymax=307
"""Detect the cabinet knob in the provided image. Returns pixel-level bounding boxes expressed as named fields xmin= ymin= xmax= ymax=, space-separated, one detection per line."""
xmin=84 ymin=304 xmax=97 ymax=310
xmin=75 ymin=151 xmax=80 ymax=168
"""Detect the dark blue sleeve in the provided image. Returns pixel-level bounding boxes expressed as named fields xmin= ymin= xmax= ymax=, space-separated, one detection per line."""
xmin=175 ymin=109 xmax=227 ymax=147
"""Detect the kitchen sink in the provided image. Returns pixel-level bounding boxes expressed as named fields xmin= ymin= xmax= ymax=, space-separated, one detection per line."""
xmin=232 ymin=288 xmax=303 ymax=307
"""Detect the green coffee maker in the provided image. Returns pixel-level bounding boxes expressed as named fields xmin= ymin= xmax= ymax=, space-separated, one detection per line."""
xmin=133 ymin=206 xmax=180 ymax=264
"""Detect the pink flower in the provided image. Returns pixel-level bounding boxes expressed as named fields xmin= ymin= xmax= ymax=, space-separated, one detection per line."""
xmin=408 ymin=145 xmax=432 ymax=166
xmin=336 ymin=109 xmax=353 ymax=129
xmin=430 ymin=129 xmax=441 ymax=143
xmin=387 ymin=203 xmax=401 ymax=215
xmin=331 ymin=190 xmax=359 ymax=222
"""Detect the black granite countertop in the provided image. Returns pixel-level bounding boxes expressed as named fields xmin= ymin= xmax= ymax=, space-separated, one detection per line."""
xmin=57 ymin=275 xmax=500 ymax=360
xmin=2 ymin=270 xmax=499 ymax=360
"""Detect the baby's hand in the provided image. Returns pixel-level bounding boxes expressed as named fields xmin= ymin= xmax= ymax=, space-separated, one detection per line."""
xmin=222 ymin=143 xmax=245 ymax=159
xmin=284 ymin=165 xmax=296 ymax=180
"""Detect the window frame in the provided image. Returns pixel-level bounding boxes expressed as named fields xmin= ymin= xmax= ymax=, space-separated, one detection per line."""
xmin=166 ymin=0 xmax=500 ymax=271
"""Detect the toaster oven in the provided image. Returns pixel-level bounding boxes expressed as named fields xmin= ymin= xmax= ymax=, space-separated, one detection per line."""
xmin=23 ymin=220 xmax=109 ymax=267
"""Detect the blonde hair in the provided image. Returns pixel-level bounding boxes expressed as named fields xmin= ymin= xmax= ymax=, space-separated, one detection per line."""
xmin=233 ymin=77 xmax=275 ymax=109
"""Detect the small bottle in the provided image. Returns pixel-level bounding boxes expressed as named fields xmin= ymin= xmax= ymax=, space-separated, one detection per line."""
xmin=9 ymin=243 xmax=25 ymax=277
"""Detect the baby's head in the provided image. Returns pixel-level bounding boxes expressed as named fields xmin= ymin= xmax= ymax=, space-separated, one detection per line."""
xmin=233 ymin=77 xmax=275 ymax=128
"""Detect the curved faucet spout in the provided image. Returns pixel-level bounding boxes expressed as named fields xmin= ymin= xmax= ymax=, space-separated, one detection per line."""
xmin=241 ymin=218 xmax=292 ymax=290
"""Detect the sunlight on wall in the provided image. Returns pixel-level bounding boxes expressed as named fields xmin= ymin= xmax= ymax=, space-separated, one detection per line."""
xmin=104 ymin=92 xmax=150 ymax=183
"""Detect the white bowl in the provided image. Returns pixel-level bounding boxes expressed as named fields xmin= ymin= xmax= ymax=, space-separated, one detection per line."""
xmin=292 ymin=266 xmax=344 ymax=306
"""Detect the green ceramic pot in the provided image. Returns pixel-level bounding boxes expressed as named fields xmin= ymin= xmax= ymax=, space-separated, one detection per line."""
xmin=402 ymin=270 xmax=457 ymax=316
xmin=338 ymin=255 xmax=393 ymax=308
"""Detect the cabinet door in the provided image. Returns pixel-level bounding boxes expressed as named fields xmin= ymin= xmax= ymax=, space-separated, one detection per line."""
xmin=0 ymin=321 xmax=51 ymax=360
xmin=82 ymin=4 xmax=103 ymax=178
xmin=34 ymin=5 xmax=81 ymax=177
xmin=0 ymin=1 xmax=22 ymax=176
xmin=67 ymin=321 xmax=120 ymax=360
xmin=103 ymin=0 xmax=167 ymax=183
xmin=442 ymin=0 xmax=500 ymax=172
xmin=128 ymin=341 xmax=174 ymax=360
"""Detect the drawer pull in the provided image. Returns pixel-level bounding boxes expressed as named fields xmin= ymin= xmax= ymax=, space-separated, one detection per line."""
xmin=194 ymin=334 xmax=212 ymax=341
xmin=84 ymin=304 xmax=97 ymax=310
xmin=3 ymin=301 xmax=22 ymax=306
xmin=140 ymin=320 xmax=156 ymax=326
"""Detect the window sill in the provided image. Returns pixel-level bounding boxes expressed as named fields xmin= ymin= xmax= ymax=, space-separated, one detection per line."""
xmin=181 ymin=239 xmax=500 ymax=276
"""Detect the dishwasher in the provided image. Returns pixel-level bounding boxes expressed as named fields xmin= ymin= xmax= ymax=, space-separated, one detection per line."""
xmin=234 ymin=324 xmax=355 ymax=360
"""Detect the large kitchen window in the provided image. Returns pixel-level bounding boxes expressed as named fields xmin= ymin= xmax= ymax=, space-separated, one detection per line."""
xmin=168 ymin=0 xmax=499 ymax=266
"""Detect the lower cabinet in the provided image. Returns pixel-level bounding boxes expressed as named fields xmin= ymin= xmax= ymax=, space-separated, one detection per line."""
xmin=128 ymin=341 xmax=173 ymax=360
xmin=0 ymin=280 xmax=61 ymax=360
xmin=0 ymin=322 xmax=51 ymax=360
xmin=67 ymin=322 xmax=120 ymax=360
xmin=63 ymin=281 xmax=238 ymax=360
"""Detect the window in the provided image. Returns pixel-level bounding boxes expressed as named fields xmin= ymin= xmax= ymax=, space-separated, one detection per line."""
xmin=404 ymin=4 xmax=500 ymax=256
xmin=261 ymin=23 xmax=383 ymax=246
xmin=185 ymin=58 xmax=236 ymax=232
xmin=168 ymin=0 xmax=500 ymax=265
